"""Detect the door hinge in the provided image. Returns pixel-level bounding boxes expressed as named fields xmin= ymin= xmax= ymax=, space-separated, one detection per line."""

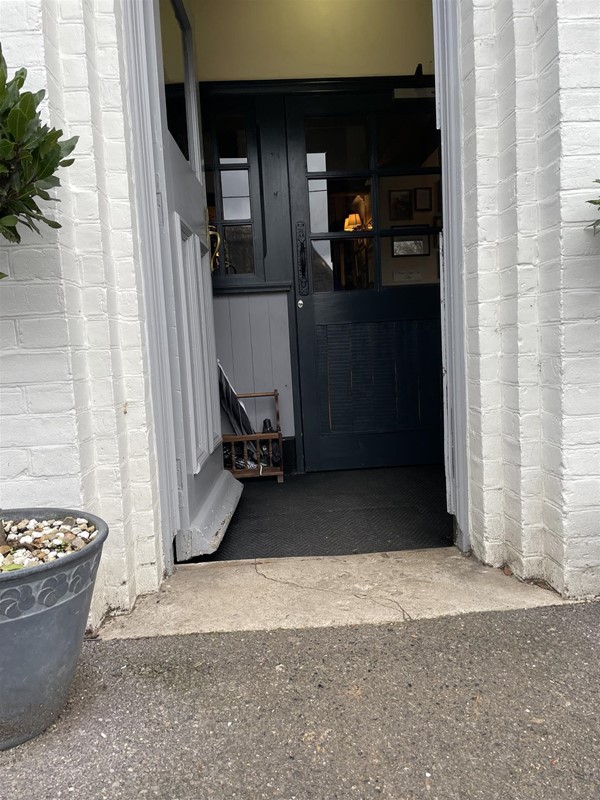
xmin=176 ymin=458 xmax=183 ymax=492
xmin=156 ymin=172 xmax=164 ymax=226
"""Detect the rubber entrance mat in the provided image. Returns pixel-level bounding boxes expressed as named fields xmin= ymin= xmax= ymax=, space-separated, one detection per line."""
xmin=194 ymin=466 xmax=454 ymax=562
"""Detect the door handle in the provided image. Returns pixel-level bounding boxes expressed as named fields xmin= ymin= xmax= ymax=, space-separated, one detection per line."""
xmin=209 ymin=226 xmax=221 ymax=272
xmin=296 ymin=221 xmax=309 ymax=296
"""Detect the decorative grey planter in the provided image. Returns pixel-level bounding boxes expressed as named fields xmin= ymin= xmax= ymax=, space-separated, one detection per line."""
xmin=0 ymin=508 xmax=108 ymax=751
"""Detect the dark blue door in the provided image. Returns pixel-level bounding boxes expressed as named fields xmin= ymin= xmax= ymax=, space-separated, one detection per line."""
xmin=287 ymin=93 xmax=443 ymax=471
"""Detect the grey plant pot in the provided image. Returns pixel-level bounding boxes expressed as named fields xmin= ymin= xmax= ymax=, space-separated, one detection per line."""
xmin=0 ymin=508 xmax=108 ymax=751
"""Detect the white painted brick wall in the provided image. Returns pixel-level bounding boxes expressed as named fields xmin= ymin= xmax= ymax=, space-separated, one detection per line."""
xmin=460 ymin=0 xmax=600 ymax=595
xmin=0 ymin=0 xmax=83 ymax=513
xmin=0 ymin=0 xmax=163 ymax=624
xmin=556 ymin=0 xmax=600 ymax=596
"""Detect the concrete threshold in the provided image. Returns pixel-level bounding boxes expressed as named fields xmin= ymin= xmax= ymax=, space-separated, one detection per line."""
xmin=99 ymin=547 xmax=568 ymax=640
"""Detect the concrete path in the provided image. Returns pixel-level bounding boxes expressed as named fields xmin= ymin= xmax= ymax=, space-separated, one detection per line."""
xmin=101 ymin=548 xmax=566 ymax=639
xmin=1 ymin=603 xmax=599 ymax=799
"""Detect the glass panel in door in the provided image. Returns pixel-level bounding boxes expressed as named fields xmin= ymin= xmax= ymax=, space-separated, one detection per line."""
xmin=312 ymin=238 xmax=374 ymax=292
xmin=305 ymin=115 xmax=369 ymax=172
xmin=159 ymin=0 xmax=189 ymax=159
xmin=308 ymin=178 xmax=373 ymax=233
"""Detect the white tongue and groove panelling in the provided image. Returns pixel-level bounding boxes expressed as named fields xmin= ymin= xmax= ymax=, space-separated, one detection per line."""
xmin=213 ymin=293 xmax=295 ymax=437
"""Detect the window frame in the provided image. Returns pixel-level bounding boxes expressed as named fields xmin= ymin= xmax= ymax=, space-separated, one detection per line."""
xmin=204 ymin=96 xmax=266 ymax=289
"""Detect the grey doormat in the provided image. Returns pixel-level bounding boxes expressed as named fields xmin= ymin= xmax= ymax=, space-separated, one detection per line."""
xmin=194 ymin=466 xmax=453 ymax=562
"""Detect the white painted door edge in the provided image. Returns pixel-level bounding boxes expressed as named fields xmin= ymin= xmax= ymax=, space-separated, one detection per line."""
xmin=433 ymin=0 xmax=469 ymax=550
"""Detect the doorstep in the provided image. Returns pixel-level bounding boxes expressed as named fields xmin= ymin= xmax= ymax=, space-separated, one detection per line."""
xmin=98 ymin=547 xmax=569 ymax=639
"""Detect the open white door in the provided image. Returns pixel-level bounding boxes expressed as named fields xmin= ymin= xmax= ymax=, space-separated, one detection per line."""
xmin=157 ymin=0 xmax=242 ymax=561
xmin=122 ymin=0 xmax=242 ymax=569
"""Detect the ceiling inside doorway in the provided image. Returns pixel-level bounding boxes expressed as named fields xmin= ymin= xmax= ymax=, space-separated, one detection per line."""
xmin=161 ymin=0 xmax=435 ymax=83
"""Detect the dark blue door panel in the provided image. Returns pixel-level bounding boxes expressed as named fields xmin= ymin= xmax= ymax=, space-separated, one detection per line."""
xmin=287 ymin=95 xmax=443 ymax=471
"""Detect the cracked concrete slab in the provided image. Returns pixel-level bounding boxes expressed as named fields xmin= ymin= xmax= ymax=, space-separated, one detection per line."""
xmin=100 ymin=547 xmax=567 ymax=639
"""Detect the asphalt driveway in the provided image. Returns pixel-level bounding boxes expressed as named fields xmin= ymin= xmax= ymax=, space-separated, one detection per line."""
xmin=1 ymin=603 xmax=599 ymax=799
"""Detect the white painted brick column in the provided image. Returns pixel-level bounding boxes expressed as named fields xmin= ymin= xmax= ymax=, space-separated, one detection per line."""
xmin=460 ymin=0 xmax=600 ymax=595
xmin=0 ymin=0 xmax=164 ymax=624
xmin=554 ymin=0 xmax=600 ymax=595
xmin=461 ymin=0 xmax=506 ymax=566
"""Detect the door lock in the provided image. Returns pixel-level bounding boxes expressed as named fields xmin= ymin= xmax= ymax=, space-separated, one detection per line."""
xmin=297 ymin=300 xmax=304 ymax=309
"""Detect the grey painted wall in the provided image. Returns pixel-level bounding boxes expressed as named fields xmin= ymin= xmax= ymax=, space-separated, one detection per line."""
xmin=214 ymin=293 xmax=295 ymax=436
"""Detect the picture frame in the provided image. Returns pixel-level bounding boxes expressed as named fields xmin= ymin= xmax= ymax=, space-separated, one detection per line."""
xmin=391 ymin=233 xmax=430 ymax=258
xmin=414 ymin=187 xmax=432 ymax=212
xmin=389 ymin=189 xmax=413 ymax=221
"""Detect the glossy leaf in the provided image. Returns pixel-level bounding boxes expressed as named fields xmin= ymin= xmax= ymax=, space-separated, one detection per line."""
xmin=7 ymin=106 xmax=28 ymax=140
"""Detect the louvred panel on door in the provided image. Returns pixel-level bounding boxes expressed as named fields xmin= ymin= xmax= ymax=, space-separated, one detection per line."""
xmin=316 ymin=320 xmax=429 ymax=434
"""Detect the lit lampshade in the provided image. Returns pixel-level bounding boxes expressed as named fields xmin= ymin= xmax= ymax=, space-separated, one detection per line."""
xmin=344 ymin=213 xmax=361 ymax=231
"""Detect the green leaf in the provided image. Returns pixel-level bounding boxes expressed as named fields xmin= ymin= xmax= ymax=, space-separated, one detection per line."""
xmin=37 ymin=158 xmax=59 ymax=181
xmin=0 ymin=271 xmax=7 ymax=280
xmin=0 ymin=215 xmax=18 ymax=226
xmin=7 ymin=107 xmax=28 ymax=140
xmin=37 ymin=176 xmax=60 ymax=190
xmin=21 ymin=197 xmax=42 ymax=214
xmin=39 ymin=130 xmax=61 ymax=157
xmin=12 ymin=67 xmax=27 ymax=90
xmin=59 ymin=135 xmax=78 ymax=157
xmin=18 ymin=92 xmax=37 ymax=122
xmin=0 ymin=81 xmax=20 ymax=115
xmin=59 ymin=158 xmax=75 ymax=168
xmin=21 ymin=217 xmax=40 ymax=235
xmin=0 ymin=563 xmax=24 ymax=572
xmin=40 ymin=216 xmax=61 ymax=229
xmin=0 ymin=223 xmax=19 ymax=243
xmin=0 ymin=140 xmax=15 ymax=160
xmin=0 ymin=46 xmax=7 ymax=93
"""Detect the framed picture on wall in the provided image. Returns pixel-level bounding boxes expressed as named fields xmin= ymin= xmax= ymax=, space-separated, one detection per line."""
xmin=391 ymin=233 xmax=430 ymax=258
xmin=414 ymin=187 xmax=432 ymax=212
xmin=389 ymin=190 xmax=413 ymax=221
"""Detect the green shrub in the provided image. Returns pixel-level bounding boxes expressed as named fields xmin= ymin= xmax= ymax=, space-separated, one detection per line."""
xmin=0 ymin=44 xmax=77 ymax=275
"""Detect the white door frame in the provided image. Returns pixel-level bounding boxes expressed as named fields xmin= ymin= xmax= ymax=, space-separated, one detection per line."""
xmin=121 ymin=0 xmax=181 ymax=573
xmin=122 ymin=0 xmax=469 ymax=559
xmin=432 ymin=0 xmax=470 ymax=550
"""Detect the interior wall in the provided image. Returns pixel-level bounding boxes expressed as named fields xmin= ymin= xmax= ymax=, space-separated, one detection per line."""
xmin=213 ymin=293 xmax=295 ymax=437
xmin=163 ymin=0 xmax=434 ymax=82
xmin=379 ymin=174 xmax=441 ymax=285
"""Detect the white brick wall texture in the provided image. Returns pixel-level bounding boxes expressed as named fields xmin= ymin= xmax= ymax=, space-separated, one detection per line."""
xmin=460 ymin=0 xmax=600 ymax=595
xmin=1 ymin=0 xmax=598 ymax=610
xmin=0 ymin=0 xmax=163 ymax=625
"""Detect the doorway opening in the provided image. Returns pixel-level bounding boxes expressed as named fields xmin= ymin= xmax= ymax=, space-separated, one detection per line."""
xmin=156 ymin=0 xmax=464 ymax=563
